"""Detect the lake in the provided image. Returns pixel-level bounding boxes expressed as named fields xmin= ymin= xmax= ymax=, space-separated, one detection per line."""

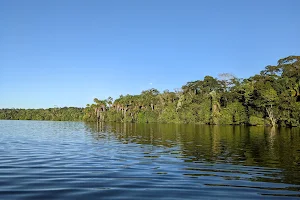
xmin=1 ymin=120 xmax=300 ymax=199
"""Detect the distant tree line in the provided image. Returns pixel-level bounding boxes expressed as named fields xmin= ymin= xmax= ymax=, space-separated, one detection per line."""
xmin=83 ymin=55 xmax=300 ymax=127
xmin=1 ymin=55 xmax=299 ymax=127
xmin=0 ymin=107 xmax=84 ymax=121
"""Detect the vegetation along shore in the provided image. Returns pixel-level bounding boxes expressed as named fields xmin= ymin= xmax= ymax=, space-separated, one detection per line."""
xmin=1 ymin=55 xmax=299 ymax=127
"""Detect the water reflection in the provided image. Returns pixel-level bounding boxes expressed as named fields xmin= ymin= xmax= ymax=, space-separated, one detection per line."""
xmin=86 ymin=122 xmax=300 ymax=185
xmin=1 ymin=120 xmax=300 ymax=199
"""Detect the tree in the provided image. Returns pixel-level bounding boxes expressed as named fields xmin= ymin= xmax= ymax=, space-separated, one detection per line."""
xmin=3 ymin=55 xmax=300 ymax=127
xmin=261 ymin=88 xmax=279 ymax=127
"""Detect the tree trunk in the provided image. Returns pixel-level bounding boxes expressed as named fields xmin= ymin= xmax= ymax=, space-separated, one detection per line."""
xmin=266 ymin=106 xmax=277 ymax=127
xmin=151 ymin=103 xmax=154 ymax=111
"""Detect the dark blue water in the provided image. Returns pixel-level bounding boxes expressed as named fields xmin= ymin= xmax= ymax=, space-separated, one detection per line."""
xmin=1 ymin=120 xmax=300 ymax=199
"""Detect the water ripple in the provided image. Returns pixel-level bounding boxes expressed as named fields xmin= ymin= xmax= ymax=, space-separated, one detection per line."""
xmin=0 ymin=120 xmax=300 ymax=199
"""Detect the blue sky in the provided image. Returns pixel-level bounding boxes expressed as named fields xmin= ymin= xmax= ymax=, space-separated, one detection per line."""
xmin=0 ymin=0 xmax=299 ymax=108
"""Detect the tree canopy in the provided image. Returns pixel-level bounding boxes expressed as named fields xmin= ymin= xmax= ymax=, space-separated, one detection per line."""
xmin=1 ymin=55 xmax=299 ymax=127
xmin=82 ymin=55 xmax=300 ymax=127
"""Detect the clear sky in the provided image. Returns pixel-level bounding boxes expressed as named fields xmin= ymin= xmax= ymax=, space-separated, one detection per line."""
xmin=0 ymin=0 xmax=299 ymax=108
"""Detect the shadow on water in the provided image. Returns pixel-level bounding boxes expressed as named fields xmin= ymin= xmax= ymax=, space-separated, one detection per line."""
xmin=85 ymin=122 xmax=300 ymax=185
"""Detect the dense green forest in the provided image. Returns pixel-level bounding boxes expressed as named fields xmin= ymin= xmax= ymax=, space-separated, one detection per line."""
xmin=0 ymin=107 xmax=84 ymax=121
xmin=1 ymin=55 xmax=299 ymax=127
xmin=83 ymin=55 xmax=300 ymax=127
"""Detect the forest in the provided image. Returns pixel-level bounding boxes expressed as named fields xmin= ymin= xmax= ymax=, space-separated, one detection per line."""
xmin=1 ymin=55 xmax=299 ymax=127
xmin=0 ymin=107 xmax=84 ymax=121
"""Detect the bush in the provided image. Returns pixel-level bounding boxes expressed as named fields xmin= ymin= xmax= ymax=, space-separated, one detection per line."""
xmin=249 ymin=116 xmax=265 ymax=126
xmin=219 ymin=102 xmax=248 ymax=125
xmin=158 ymin=106 xmax=179 ymax=123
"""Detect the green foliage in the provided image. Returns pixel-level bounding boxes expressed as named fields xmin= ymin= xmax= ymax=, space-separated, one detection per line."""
xmin=136 ymin=112 xmax=147 ymax=123
xmin=249 ymin=116 xmax=265 ymax=126
xmin=106 ymin=110 xmax=123 ymax=122
xmin=158 ymin=106 xmax=179 ymax=123
xmin=84 ymin=56 xmax=300 ymax=126
xmin=0 ymin=107 xmax=84 ymax=121
xmin=178 ymin=107 xmax=196 ymax=124
xmin=196 ymin=99 xmax=211 ymax=124
xmin=2 ymin=55 xmax=300 ymax=127
xmin=219 ymin=102 xmax=248 ymax=125
xmin=136 ymin=111 xmax=158 ymax=123
xmin=261 ymin=88 xmax=279 ymax=106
